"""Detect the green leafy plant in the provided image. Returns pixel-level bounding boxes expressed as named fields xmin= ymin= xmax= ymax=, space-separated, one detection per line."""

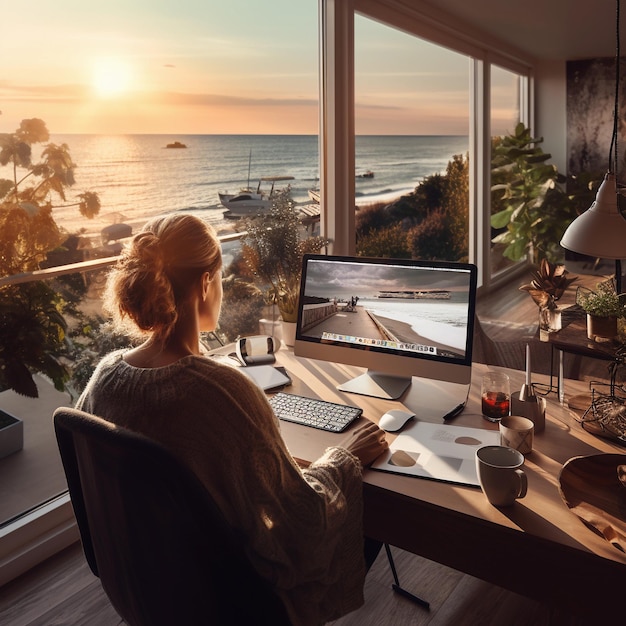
xmin=577 ymin=282 xmax=626 ymax=318
xmin=0 ymin=118 xmax=101 ymax=397
xmin=490 ymin=123 xmax=586 ymax=264
xmin=240 ymin=189 xmax=329 ymax=322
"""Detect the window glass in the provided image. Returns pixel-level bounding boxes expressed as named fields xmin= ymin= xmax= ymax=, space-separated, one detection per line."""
xmin=353 ymin=14 xmax=470 ymax=261
xmin=490 ymin=64 xmax=523 ymax=276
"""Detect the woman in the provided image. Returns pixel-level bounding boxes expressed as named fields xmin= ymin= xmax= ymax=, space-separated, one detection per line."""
xmin=76 ymin=214 xmax=388 ymax=626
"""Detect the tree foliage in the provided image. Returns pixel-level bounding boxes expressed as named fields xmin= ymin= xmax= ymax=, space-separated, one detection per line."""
xmin=0 ymin=118 xmax=101 ymax=397
xmin=356 ymin=223 xmax=410 ymax=258
xmin=356 ymin=153 xmax=469 ymax=262
xmin=490 ymin=122 xmax=590 ymax=264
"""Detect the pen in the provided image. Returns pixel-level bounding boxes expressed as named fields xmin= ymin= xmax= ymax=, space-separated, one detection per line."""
xmin=443 ymin=403 xmax=465 ymax=421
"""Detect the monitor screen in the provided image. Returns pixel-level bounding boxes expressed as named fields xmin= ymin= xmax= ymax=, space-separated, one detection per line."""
xmin=294 ymin=254 xmax=477 ymax=400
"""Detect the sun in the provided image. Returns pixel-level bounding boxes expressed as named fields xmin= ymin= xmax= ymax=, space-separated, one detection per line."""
xmin=92 ymin=57 xmax=133 ymax=97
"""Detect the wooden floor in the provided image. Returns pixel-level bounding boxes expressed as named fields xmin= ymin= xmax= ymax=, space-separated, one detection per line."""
xmin=0 ymin=539 xmax=589 ymax=626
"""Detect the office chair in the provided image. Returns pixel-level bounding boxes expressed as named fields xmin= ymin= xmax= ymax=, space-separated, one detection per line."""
xmin=53 ymin=407 xmax=292 ymax=626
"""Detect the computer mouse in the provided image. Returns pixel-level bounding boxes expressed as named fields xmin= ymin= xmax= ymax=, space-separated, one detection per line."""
xmin=379 ymin=409 xmax=416 ymax=432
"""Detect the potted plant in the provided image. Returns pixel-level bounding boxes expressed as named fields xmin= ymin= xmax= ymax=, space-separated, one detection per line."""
xmin=519 ymin=259 xmax=578 ymax=335
xmin=240 ymin=189 xmax=329 ymax=346
xmin=577 ymin=281 xmax=626 ymax=340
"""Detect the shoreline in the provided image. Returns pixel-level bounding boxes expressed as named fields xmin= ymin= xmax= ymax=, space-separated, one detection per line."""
xmin=372 ymin=313 xmax=464 ymax=358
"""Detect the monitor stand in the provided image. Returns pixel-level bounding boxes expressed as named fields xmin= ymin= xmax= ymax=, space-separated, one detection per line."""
xmin=338 ymin=371 xmax=411 ymax=400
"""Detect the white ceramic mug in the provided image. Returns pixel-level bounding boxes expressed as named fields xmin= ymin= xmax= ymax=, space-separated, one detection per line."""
xmin=499 ymin=415 xmax=534 ymax=455
xmin=476 ymin=445 xmax=527 ymax=507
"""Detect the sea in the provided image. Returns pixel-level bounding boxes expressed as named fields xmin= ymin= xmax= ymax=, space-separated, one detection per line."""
xmin=4 ymin=134 xmax=468 ymax=242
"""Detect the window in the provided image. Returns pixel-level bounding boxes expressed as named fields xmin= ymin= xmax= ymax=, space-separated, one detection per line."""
xmin=0 ymin=0 xmax=319 ymax=577
xmin=353 ymin=15 xmax=470 ymax=261
xmin=320 ymin=0 xmax=534 ymax=288
xmin=490 ymin=64 xmax=526 ymax=277
xmin=1 ymin=0 xmax=536 ymax=582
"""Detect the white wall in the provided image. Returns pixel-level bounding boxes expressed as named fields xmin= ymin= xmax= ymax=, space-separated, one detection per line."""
xmin=534 ymin=60 xmax=568 ymax=175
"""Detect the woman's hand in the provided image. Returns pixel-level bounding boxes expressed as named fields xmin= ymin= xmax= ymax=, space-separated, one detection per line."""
xmin=337 ymin=419 xmax=388 ymax=466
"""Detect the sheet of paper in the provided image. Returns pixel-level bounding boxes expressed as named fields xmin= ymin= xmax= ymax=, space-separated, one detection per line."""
xmin=371 ymin=421 xmax=500 ymax=487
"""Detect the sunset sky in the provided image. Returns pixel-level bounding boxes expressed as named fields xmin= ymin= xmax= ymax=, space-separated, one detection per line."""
xmin=1 ymin=1 xmax=515 ymax=136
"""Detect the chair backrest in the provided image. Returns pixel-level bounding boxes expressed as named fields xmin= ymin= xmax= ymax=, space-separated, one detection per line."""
xmin=53 ymin=407 xmax=291 ymax=626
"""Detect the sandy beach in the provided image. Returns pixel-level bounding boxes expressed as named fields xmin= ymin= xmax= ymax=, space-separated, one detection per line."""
xmin=372 ymin=313 xmax=464 ymax=358
xmin=303 ymin=305 xmax=464 ymax=359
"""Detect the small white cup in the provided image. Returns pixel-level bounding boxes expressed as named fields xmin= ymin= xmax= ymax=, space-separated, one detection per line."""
xmin=499 ymin=415 xmax=534 ymax=455
xmin=476 ymin=445 xmax=527 ymax=507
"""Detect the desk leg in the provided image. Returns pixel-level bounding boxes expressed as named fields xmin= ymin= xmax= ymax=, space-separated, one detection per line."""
xmin=384 ymin=544 xmax=430 ymax=610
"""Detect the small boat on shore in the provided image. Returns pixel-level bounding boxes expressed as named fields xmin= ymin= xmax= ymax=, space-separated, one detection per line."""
xmin=220 ymin=175 xmax=295 ymax=218
xmin=165 ymin=141 xmax=187 ymax=149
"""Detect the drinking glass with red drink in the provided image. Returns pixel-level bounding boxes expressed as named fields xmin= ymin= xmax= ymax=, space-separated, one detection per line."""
xmin=481 ymin=371 xmax=511 ymax=422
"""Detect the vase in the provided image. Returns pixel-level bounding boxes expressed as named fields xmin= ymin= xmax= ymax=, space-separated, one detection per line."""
xmin=587 ymin=314 xmax=617 ymax=341
xmin=538 ymin=305 xmax=562 ymax=340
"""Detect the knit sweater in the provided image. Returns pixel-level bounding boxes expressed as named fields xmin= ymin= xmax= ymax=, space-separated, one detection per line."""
xmin=76 ymin=350 xmax=367 ymax=625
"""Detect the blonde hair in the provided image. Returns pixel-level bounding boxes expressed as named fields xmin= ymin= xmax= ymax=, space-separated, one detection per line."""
xmin=104 ymin=214 xmax=222 ymax=340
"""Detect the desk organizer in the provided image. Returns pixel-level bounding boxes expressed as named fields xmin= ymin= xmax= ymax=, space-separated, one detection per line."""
xmin=511 ymin=391 xmax=546 ymax=433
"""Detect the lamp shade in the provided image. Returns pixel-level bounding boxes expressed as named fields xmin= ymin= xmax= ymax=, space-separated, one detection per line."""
xmin=560 ymin=173 xmax=626 ymax=260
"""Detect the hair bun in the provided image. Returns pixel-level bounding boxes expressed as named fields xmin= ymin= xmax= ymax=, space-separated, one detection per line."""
xmin=131 ymin=231 xmax=166 ymax=273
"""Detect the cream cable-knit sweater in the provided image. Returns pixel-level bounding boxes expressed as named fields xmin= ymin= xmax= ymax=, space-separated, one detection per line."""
xmin=76 ymin=350 xmax=366 ymax=625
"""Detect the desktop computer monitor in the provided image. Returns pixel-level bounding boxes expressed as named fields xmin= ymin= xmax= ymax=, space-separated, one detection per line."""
xmin=294 ymin=254 xmax=477 ymax=400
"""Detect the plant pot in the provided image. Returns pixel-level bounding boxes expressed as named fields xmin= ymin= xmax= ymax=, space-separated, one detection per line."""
xmin=587 ymin=314 xmax=618 ymax=340
xmin=280 ymin=320 xmax=297 ymax=347
xmin=0 ymin=409 xmax=24 ymax=459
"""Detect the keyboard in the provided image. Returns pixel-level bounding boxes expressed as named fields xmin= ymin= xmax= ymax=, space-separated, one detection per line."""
xmin=269 ymin=392 xmax=362 ymax=432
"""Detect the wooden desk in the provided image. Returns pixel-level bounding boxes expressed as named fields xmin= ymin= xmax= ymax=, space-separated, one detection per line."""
xmin=273 ymin=350 xmax=626 ymax=622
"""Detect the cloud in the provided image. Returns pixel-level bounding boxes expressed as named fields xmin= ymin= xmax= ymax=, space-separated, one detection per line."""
xmin=156 ymin=91 xmax=317 ymax=108
xmin=0 ymin=82 xmax=89 ymax=104
xmin=0 ymin=81 xmax=317 ymax=110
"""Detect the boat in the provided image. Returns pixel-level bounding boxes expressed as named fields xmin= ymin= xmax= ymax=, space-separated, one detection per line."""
xmin=220 ymin=176 xmax=295 ymax=217
xmin=165 ymin=141 xmax=187 ymax=149
xmin=356 ymin=170 xmax=374 ymax=179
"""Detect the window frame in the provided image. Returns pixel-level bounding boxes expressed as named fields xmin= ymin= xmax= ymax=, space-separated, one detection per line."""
xmin=1 ymin=0 xmax=537 ymax=585
xmin=319 ymin=0 xmax=535 ymax=289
